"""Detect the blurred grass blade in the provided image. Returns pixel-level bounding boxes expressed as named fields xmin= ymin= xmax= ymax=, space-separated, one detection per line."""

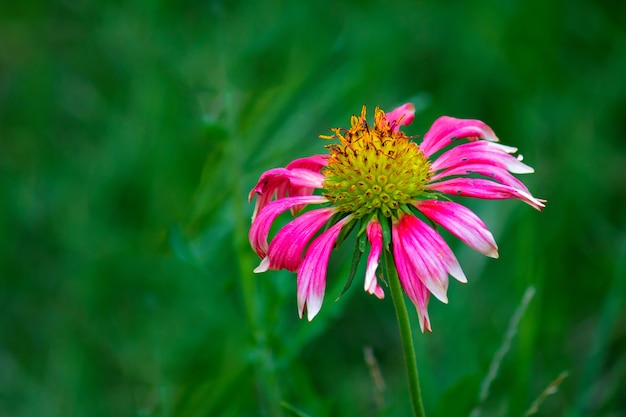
xmin=570 ymin=236 xmax=626 ymax=417
xmin=523 ymin=371 xmax=569 ymax=416
xmin=280 ymin=401 xmax=313 ymax=417
xmin=470 ymin=286 xmax=536 ymax=417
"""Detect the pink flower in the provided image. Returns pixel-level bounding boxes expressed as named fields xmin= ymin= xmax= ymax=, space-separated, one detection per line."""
xmin=248 ymin=104 xmax=545 ymax=331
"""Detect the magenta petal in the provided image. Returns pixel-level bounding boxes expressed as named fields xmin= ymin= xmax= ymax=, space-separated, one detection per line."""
xmin=431 ymin=163 xmax=531 ymax=193
xmin=364 ymin=220 xmax=385 ymax=299
xmin=416 ymin=200 xmax=499 ymax=258
xmin=427 ymin=177 xmax=546 ymax=210
xmin=402 ymin=214 xmax=468 ymax=283
xmin=395 ymin=213 xmax=467 ymax=298
xmin=393 ymin=215 xmax=449 ymax=303
xmin=297 ymin=215 xmax=353 ymax=321
xmin=392 ymin=222 xmax=432 ymax=333
xmin=385 ymin=103 xmax=415 ymax=132
xmin=283 ymin=168 xmax=326 ymax=215
xmin=285 ymin=168 xmax=326 ymax=188
xmin=420 ymin=116 xmax=499 ymax=157
xmin=266 ymin=208 xmax=336 ymax=272
xmin=249 ymin=195 xmax=329 ymax=259
xmin=248 ymin=167 xmax=288 ymax=202
xmin=248 ymin=167 xmax=325 ymax=221
xmin=430 ymin=141 xmax=534 ymax=174
xmin=286 ymin=154 xmax=328 ymax=171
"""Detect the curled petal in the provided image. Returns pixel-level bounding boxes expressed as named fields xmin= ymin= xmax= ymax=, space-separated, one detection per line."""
xmin=249 ymin=167 xmax=319 ymax=202
xmin=364 ymin=220 xmax=385 ymax=299
xmin=385 ymin=103 xmax=415 ymax=132
xmin=260 ymin=208 xmax=336 ymax=272
xmin=249 ymin=195 xmax=329 ymax=259
xmin=249 ymin=167 xmax=325 ymax=221
xmin=392 ymin=222 xmax=432 ymax=333
xmin=421 ymin=116 xmax=499 ymax=157
xmin=416 ymin=200 xmax=499 ymax=258
xmin=286 ymin=154 xmax=328 ymax=171
xmin=286 ymin=156 xmax=329 ymax=215
xmin=427 ymin=178 xmax=546 ymax=211
xmin=430 ymin=141 xmax=534 ymax=174
xmin=297 ymin=215 xmax=353 ymax=321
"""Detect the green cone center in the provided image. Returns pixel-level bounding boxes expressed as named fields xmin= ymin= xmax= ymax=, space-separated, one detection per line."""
xmin=322 ymin=107 xmax=432 ymax=219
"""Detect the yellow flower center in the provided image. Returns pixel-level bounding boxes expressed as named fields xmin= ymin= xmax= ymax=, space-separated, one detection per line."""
xmin=322 ymin=106 xmax=432 ymax=219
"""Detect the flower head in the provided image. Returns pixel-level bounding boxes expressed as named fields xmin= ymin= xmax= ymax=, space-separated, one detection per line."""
xmin=249 ymin=104 xmax=545 ymax=331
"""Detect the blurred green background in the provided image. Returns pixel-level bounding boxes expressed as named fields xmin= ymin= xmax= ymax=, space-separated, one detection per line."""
xmin=2 ymin=0 xmax=625 ymax=416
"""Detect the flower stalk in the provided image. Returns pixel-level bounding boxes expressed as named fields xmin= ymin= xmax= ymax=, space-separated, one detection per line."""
xmin=384 ymin=247 xmax=426 ymax=417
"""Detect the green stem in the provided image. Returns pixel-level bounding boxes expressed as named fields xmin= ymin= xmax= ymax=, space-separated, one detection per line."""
xmin=383 ymin=248 xmax=426 ymax=417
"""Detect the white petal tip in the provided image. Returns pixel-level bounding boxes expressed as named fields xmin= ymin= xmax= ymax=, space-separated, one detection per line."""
xmin=427 ymin=280 xmax=449 ymax=304
xmin=448 ymin=264 xmax=468 ymax=284
xmin=305 ymin=295 xmax=323 ymax=321
xmin=253 ymin=257 xmax=270 ymax=273
xmin=456 ymin=275 xmax=468 ymax=284
xmin=417 ymin=312 xmax=432 ymax=333
xmin=432 ymin=288 xmax=448 ymax=304
xmin=307 ymin=309 xmax=319 ymax=322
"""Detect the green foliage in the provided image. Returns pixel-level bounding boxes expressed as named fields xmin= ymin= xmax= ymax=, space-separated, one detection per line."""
xmin=2 ymin=0 xmax=626 ymax=416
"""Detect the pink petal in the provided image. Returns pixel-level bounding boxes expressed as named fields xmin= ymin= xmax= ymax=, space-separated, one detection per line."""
xmin=430 ymin=141 xmax=534 ymax=174
xmin=364 ymin=220 xmax=385 ymax=299
xmin=431 ymin=163 xmax=531 ymax=193
xmin=420 ymin=116 xmax=499 ymax=157
xmin=395 ymin=212 xmax=468 ymax=297
xmin=285 ymin=156 xmax=328 ymax=215
xmin=249 ymin=195 xmax=329 ymax=259
xmin=416 ymin=200 xmax=499 ymax=258
xmin=286 ymin=154 xmax=328 ymax=171
xmin=402 ymin=214 xmax=468 ymax=283
xmin=427 ymin=178 xmax=546 ymax=211
xmin=260 ymin=207 xmax=336 ymax=272
xmin=392 ymin=222 xmax=432 ymax=333
xmin=385 ymin=103 xmax=415 ymax=132
xmin=249 ymin=167 xmax=325 ymax=221
xmin=392 ymin=214 xmax=449 ymax=303
xmin=297 ymin=215 xmax=353 ymax=321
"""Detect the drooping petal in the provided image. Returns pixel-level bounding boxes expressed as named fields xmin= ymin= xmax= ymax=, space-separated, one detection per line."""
xmin=431 ymin=163 xmax=531 ymax=193
xmin=430 ymin=141 xmax=534 ymax=174
xmin=404 ymin=214 xmax=468 ymax=283
xmin=420 ymin=116 xmax=499 ymax=158
xmin=297 ymin=215 xmax=353 ymax=321
xmin=249 ymin=195 xmax=329 ymax=259
xmin=392 ymin=221 xmax=432 ymax=333
xmin=416 ymin=199 xmax=499 ymax=258
xmin=364 ymin=219 xmax=385 ymax=299
xmin=260 ymin=207 xmax=336 ymax=272
xmin=396 ymin=212 xmax=467 ymax=293
xmin=284 ymin=155 xmax=329 ymax=214
xmin=392 ymin=214 xmax=449 ymax=303
xmin=286 ymin=154 xmax=328 ymax=171
xmin=249 ymin=167 xmax=325 ymax=221
xmin=427 ymin=177 xmax=546 ymax=211
xmin=385 ymin=103 xmax=415 ymax=132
